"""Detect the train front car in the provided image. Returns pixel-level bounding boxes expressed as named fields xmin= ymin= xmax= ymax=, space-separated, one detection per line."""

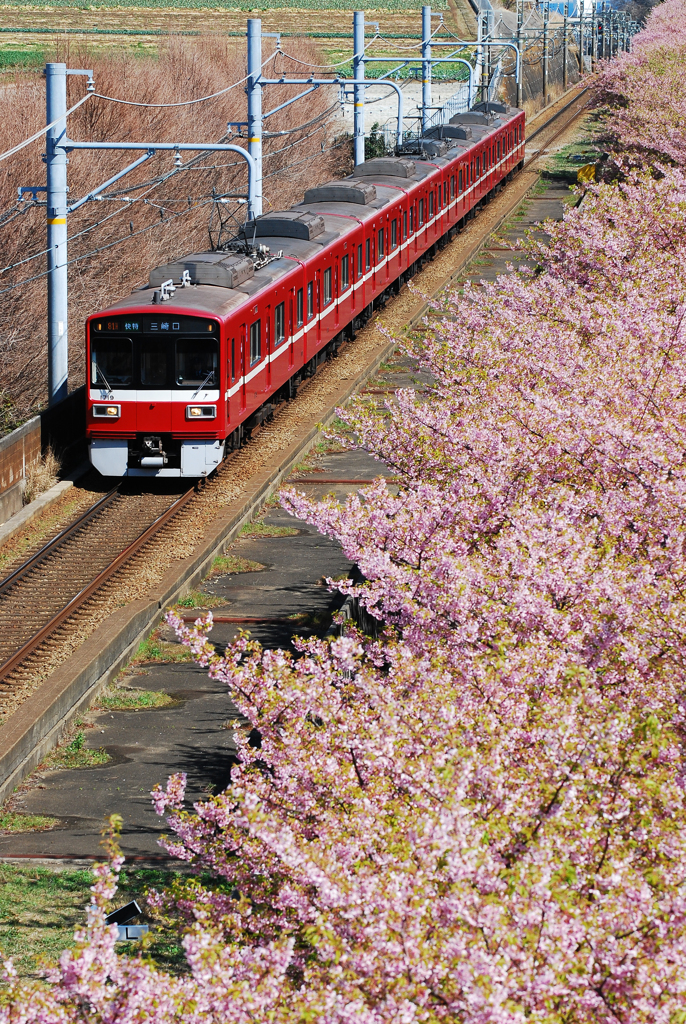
xmin=86 ymin=277 xmax=232 ymax=478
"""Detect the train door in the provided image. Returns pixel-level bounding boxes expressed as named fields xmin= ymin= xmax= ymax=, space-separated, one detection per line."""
xmin=334 ymin=258 xmax=339 ymax=327
xmin=265 ymin=304 xmax=271 ymax=390
xmin=316 ymin=268 xmax=322 ymax=345
xmin=240 ymin=324 xmax=247 ymax=413
xmin=288 ymin=290 xmax=295 ymax=370
xmin=227 ymin=333 xmax=235 ymax=430
xmin=137 ymin=328 xmax=172 ymax=433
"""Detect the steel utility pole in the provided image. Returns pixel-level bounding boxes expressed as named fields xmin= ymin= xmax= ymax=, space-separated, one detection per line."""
xmin=578 ymin=1 xmax=585 ymax=76
xmin=516 ymin=0 xmax=523 ymax=107
xmin=353 ymin=11 xmax=365 ymax=165
xmin=421 ymin=5 xmax=432 ymax=134
xmin=46 ymin=63 xmax=69 ymax=405
xmin=563 ymin=2 xmax=569 ymax=91
xmin=246 ymin=19 xmax=263 ymax=218
xmin=542 ymin=0 xmax=549 ymax=108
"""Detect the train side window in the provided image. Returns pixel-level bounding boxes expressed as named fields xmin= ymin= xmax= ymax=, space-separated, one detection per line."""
xmin=418 ymin=198 xmax=424 ymax=227
xmin=231 ymin=338 xmax=235 ymax=381
xmin=296 ymin=288 xmax=303 ymax=326
xmin=403 ymin=210 xmax=408 ymax=238
xmin=477 ymin=156 xmax=481 ymax=178
xmin=249 ymin=320 xmax=261 ymax=365
xmin=274 ymin=302 xmax=285 ymax=346
xmin=341 ymin=254 xmax=349 ymax=289
xmin=409 ymin=206 xmax=414 ymax=234
xmin=443 ymin=181 xmax=448 ymax=206
xmin=365 ymin=238 xmax=371 ymax=271
xmin=391 ymin=218 xmax=397 ymax=249
xmin=377 ymin=227 xmax=384 ymax=259
xmin=497 ymin=139 xmax=501 ymax=159
xmin=451 ymin=175 xmax=456 ymax=198
xmin=323 ymin=268 xmax=332 ymax=306
xmin=357 ymin=243 xmax=363 ymax=277
xmin=429 ymin=192 xmax=434 ymax=218
xmin=307 ymin=282 xmax=314 ymax=319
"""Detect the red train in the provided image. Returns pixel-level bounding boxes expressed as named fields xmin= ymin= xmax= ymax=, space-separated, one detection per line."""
xmin=86 ymin=101 xmax=525 ymax=477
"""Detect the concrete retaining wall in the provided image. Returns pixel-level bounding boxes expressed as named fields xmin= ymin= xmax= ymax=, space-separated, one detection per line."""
xmin=0 ymin=417 xmax=41 ymax=528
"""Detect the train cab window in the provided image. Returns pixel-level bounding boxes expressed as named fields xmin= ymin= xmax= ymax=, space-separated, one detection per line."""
xmin=451 ymin=174 xmax=456 ymax=198
xmin=418 ymin=199 xmax=424 ymax=227
xmin=357 ymin=243 xmax=363 ymax=277
xmin=365 ymin=238 xmax=371 ymax=271
xmin=274 ymin=302 xmax=285 ymax=345
xmin=377 ymin=227 xmax=384 ymax=259
xmin=142 ymin=339 xmax=169 ymax=387
xmin=403 ymin=210 xmax=408 ymax=239
xmin=91 ymin=336 xmax=132 ymax=388
xmin=175 ymin=338 xmax=217 ymax=387
xmin=231 ymin=338 xmax=236 ymax=381
xmin=296 ymin=288 xmax=304 ymax=326
xmin=391 ymin=219 xmax=397 ymax=249
xmin=429 ymin=192 xmax=434 ymax=218
xmin=323 ymin=268 xmax=332 ymax=306
xmin=341 ymin=254 xmax=349 ymax=289
xmin=249 ymin=320 xmax=261 ymax=365
xmin=307 ymin=282 xmax=314 ymax=319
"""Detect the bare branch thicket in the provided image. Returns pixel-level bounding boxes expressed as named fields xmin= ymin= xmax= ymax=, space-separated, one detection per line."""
xmin=0 ymin=35 xmax=350 ymax=424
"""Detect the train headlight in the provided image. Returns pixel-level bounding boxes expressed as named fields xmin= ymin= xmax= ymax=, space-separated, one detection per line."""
xmin=186 ymin=405 xmax=216 ymax=419
xmin=93 ymin=404 xmax=121 ymax=418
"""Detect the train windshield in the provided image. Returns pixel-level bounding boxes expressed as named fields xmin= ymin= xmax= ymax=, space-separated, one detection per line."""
xmin=91 ymin=337 xmax=133 ymax=388
xmin=175 ymin=339 xmax=218 ymax=388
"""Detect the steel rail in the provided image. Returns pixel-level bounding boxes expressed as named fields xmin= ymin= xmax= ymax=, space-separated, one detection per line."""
xmin=525 ymin=86 xmax=589 ymax=148
xmin=0 ymin=487 xmax=120 ymax=597
xmin=0 ymin=486 xmax=195 ymax=684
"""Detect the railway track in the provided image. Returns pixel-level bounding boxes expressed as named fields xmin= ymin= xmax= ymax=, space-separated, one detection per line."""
xmin=0 ymin=485 xmax=194 ymax=685
xmin=0 ymin=86 xmax=590 ymax=701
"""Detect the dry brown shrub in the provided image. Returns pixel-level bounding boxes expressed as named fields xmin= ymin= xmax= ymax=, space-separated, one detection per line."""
xmin=0 ymin=36 xmax=350 ymax=425
xmin=23 ymin=446 xmax=61 ymax=503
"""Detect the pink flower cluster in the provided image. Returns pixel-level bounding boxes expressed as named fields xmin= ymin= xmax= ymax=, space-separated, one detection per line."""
xmin=593 ymin=0 xmax=686 ymax=164
xmin=4 ymin=7 xmax=686 ymax=1022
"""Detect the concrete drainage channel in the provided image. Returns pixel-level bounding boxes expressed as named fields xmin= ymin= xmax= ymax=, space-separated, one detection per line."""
xmin=0 ymin=90 xmax=590 ymax=853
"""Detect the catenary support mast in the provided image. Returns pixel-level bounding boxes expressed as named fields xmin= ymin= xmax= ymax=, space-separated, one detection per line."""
xmin=45 ymin=63 xmax=69 ymax=406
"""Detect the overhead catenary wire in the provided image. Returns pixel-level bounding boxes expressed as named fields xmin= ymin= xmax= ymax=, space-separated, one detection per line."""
xmin=274 ymin=41 xmax=381 ymax=70
xmin=0 ymin=89 xmax=338 ymax=276
xmin=93 ymin=49 xmax=277 ymax=108
xmin=0 ymin=92 xmax=92 ymax=164
xmin=0 ymin=194 xmax=217 ymax=297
